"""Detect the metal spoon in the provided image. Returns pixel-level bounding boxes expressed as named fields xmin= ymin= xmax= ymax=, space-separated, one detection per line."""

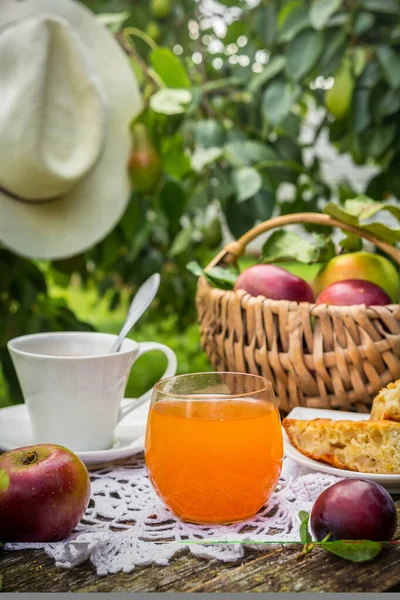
xmin=109 ymin=273 xmax=161 ymax=353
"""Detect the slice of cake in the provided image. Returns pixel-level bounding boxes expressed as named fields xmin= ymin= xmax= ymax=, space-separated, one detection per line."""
xmin=283 ymin=417 xmax=400 ymax=474
xmin=370 ymin=379 xmax=400 ymax=423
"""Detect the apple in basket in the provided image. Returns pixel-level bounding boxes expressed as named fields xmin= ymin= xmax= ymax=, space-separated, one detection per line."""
xmin=0 ymin=444 xmax=91 ymax=543
xmin=234 ymin=264 xmax=314 ymax=303
xmin=315 ymin=279 xmax=391 ymax=306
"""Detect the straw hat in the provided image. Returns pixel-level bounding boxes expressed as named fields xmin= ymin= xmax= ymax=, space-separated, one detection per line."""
xmin=0 ymin=0 xmax=142 ymax=260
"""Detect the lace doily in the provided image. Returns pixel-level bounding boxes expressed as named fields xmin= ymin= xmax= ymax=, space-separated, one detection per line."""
xmin=6 ymin=455 xmax=342 ymax=576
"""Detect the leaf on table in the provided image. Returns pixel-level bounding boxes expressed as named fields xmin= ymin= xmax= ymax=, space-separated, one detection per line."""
xmin=187 ymin=261 xmax=239 ymax=290
xmin=261 ymin=231 xmax=335 ymax=264
xmin=318 ymin=540 xmax=382 ymax=562
xmin=299 ymin=511 xmax=312 ymax=545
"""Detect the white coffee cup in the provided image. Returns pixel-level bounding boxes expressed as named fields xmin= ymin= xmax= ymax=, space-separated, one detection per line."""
xmin=8 ymin=332 xmax=177 ymax=452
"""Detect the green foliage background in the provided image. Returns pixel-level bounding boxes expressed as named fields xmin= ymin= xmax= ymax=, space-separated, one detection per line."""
xmin=2 ymin=0 xmax=400 ymax=406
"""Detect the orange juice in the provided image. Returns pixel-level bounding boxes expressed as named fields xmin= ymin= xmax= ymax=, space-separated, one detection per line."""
xmin=145 ymin=397 xmax=283 ymax=523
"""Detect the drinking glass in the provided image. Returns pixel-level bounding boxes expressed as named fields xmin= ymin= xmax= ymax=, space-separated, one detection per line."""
xmin=145 ymin=372 xmax=283 ymax=524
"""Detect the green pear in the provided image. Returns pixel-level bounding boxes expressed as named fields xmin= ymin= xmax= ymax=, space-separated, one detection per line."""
xmin=325 ymin=56 xmax=355 ymax=120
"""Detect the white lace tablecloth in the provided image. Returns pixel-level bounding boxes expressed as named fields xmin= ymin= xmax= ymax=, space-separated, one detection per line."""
xmin=6 ymin=455 xmax=341 ymax=576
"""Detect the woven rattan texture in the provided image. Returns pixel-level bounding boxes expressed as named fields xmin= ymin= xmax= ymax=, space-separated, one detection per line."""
xmin=196 ymin=278 xmax=400 ymax=414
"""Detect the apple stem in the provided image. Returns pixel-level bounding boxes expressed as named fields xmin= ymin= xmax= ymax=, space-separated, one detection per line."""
xmin=22 ymin=450 xmax=38 ymax=465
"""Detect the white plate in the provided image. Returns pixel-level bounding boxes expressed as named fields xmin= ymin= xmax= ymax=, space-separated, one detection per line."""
xmin=0 ymin=399 xmax=148 ymax=467
xmin=284 ymin=407 xmax=400 ymax=493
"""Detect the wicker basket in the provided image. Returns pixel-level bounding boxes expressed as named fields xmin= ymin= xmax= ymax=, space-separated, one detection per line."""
xmin=196 ymin=213 xmax=400 ymax=414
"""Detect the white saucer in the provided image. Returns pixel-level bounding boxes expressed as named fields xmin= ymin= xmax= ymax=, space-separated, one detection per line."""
xmin=0 ymin=399 xmax=148 ymax=468
xmin=284 ymin=407 xmax=400 ymax=493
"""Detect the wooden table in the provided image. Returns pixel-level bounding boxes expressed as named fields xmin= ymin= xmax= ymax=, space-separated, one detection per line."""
xmin=2 ymin=501 xmax=400 ymax=593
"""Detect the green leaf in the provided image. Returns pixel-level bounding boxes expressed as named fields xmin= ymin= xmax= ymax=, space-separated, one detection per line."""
xmin=262 ymin=80 xmax=300 ymax=126
xmin=169 ymin=225 xmax=193 ymax=257
xmin=278 ymin=1 xmax=310 ymax=43
xmin=345 ymin=196 xmax=400 ymax=222
xmin=358 ymin=60 xmax=382 ymax=89
xmin=299 ymin=511 xmax=312 ymax=545
xmin=261 ymin=231 xmax=335 ymax=264
xmin=194 ymin=120 xmax=226 ymax=148
xmin=248 ymin=56 xmax=287 ymax=95
xmin=310 ymin=0 xmax=342 ymax=30
xmin=224 ymin=141 xmax=278 ymax=167
xmin=150 ymin=89 xmax=192 ymax=115
xmin=391 ymin=23 xmax=400 ymax=41
xmin=161 ymin=135 xmax=191 ymax=179
xmin=339 ymin=233 xmax=363 ymax=252
xmin=376 ymin=46 xmax=400 ymax=89
xmin=150 ymin=48 xmax=190 ymax=88
xmin=323 ymin=198 xmax=400 ymax=244
xmin=353 ymin=47 xmax=368 ymax=77
xmin=375 ymin=87 xmax=400 ymax=120
xmin=367 ymin=125 xmax=396 ymax=158
xmin=96 ymin=11 xmax=130 ymax=32
xmin=353 ymin=11 xmax=375 ymax=35
xmin=224 ymin=20 xmax=246 ymax=44
xmin=191 ymin=146 xmax=223 ymax=172
xmin=232 ymin=167 xmax=263 ymax=202
xmin=320 ymin=28 xmax=346 ymax=71
xmin=352 ymin=88 xmax=370 ymax=134
xmin=159 ymin=180 xmax=187 ymax=234
xmin=319 ymin=540 xmax=382 ymax=562
xmin=257 ymin=1 xmax=277 ymax=46
xmin=251 ymin=185 xmax=276 ymax=221
xmin=187 ymin=261 xmax=239 ymax=290
xmin=363 ymin=123 xmax=396 ymax=158
xmin=361 ymin=0 xmax=400 ymax=14
xmin=286 ymin=29 xmax=324 ymax=81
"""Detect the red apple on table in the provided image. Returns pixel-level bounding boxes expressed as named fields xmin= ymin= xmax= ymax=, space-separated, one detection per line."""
xmin=234 ymin=264 xmax=314 ymax=303
xmin=0 ymin=444 xmax=91 ymax=543
xmin=315 ymin=279 xmax=391 ymax=306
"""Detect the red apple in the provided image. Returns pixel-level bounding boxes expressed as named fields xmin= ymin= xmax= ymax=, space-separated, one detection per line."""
xmin=234 ymin=264 xmax=314 ymax=303
xmin=315 ymin=279 xmax=391 ymax=306
xmin=0 ymin=444 xmax=91 ymax=542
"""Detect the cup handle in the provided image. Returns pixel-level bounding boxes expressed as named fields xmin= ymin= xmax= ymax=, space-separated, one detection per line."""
xmin=118 ymin=342 xmax=178 ymax=421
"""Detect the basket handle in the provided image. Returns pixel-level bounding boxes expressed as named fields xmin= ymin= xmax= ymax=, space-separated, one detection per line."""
xmin=206 ymin=212 xmax=400 ymax=270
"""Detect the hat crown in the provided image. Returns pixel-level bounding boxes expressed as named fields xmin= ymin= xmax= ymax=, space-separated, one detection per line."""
xmin=0 ymin=14 xmax=105 ymax=201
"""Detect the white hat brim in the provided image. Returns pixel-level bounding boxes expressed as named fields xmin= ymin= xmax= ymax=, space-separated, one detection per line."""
xmin=0 ymin=0 xmax=142 ymax=260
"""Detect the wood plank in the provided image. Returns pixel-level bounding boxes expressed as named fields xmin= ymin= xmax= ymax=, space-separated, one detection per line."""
xmin=0 ymin=548 xmax=259 ymax=593
xmin=189 ymin=503 xmax=400 ymax=593
xmin=1 ymin=503 xmax=399 ymax=593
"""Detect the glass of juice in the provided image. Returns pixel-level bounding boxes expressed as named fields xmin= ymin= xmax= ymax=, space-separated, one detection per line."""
xmin=145 ymin=372 xmax=283 ymax=524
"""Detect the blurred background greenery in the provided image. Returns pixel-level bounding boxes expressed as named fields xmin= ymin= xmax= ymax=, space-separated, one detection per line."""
xmin=1 ymin=0 xmax=400 ymax=407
